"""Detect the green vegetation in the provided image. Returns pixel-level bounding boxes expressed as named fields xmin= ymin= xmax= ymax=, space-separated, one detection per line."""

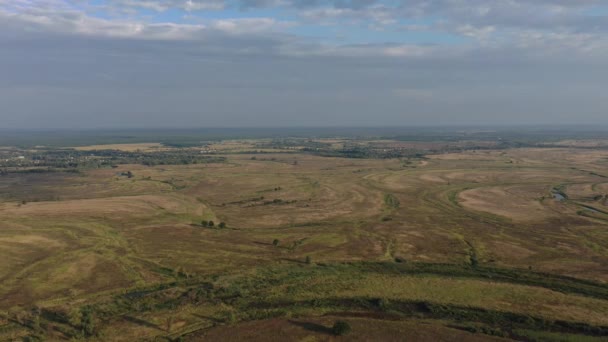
xmin=2 ymin=130 xmax=608 ymax=341
xmin=332 ymin=321 xmax=351 ymax=336
xmin=8 ymin=262 xmax=608 ymax=341
xmin=383 ymin=193 xmax=400 ymax=209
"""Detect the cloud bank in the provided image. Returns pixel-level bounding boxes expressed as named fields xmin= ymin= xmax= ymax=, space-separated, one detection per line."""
xmin=1 ymin=0 xmax=607 ymax=128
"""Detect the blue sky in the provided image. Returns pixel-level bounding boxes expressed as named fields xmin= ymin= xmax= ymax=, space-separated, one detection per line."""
xmin=1 ymin=0 xmax=608 ymax=128
xmin=6 ymin=0 xmax=607 ymax=50
xmin=79 ymin=0 xmax=462 ymax=45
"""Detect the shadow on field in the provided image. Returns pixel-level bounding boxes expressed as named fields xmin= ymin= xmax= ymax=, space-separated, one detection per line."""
xmin=280 ymin=258 xmax=307 ymax=264
xmin=288 ymin=320 xmax=333 ymax=334
xmin=253 ymin=241 xmax=273 ymax=246
xmin=253 ymin=241 xmax=290 ymax=249
xmin=122 ymin=315 xmax=163 ymax=331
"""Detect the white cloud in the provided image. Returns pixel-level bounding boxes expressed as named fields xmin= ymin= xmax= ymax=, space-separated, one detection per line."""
xmin=0 ymin=3 xmax=296 ymax=41
xmin=2 ymin=0 xmax=608 ymax=129
xmin=382 ymin=45 xmax=434 ymax=57
xmin=211 ymin=18 xmax=295 ymax=34
xmin=455 ymin=24 xmax=495 ymax=40
xmin=107 ymin=0 xmax=225 ymax=12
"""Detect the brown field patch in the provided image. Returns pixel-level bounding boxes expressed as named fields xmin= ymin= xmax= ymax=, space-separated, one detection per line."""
xmin=487 ymin=241 xmax=537 ymax=260
xmin=0 ymin=194 xmax=203 ymax=220
xmin=0 ymin=253 xmax=133 ymax=308
xmin=0 ymin=233 xmax=71 ymax=282
xmin=458 ymin=186 xmax=560 ymax=221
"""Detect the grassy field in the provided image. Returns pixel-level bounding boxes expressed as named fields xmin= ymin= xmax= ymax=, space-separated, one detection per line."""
xmin=1 ymin=136 xmax=608 ymax=341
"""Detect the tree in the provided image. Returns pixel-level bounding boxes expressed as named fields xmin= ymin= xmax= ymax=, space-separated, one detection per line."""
xmin=383 ymin=193 xmax=400 ymax=209
xmin=67 ymin=308 xmax=82 ymax=328
xmin=201 ymin=220 xmax=208 ymax=227
xmin=305 ymin=256 xmax=312 ymax=264
xmin=470 ymin=254 xmax=479 ymax=267
xmin=374 ymin=298 xmax=389 ymax=311
xmin=208 ymin=220 xmax=215 ymax=227
xmin=272 ymin=239 xmax=280 ymax=247
xmin=332 ymin=321 xmax=351 ymax=336
xmin=218 ymin=222 xmax=226 ymax=229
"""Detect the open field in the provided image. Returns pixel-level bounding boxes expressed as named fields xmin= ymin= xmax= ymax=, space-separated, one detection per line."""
xmin=1 ymin=134 xmax=608 ymax=341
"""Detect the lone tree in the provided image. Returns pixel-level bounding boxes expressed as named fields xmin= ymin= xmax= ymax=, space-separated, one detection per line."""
xmin=218 ymin=222 xmax=226 ymax=229
xmin=272 ymin=239 xmax=280 ymax=247
xmin=332 ymin=321 xmax=351 ymax=336
xmin=470 ymin=251 xmax=479 ymax=268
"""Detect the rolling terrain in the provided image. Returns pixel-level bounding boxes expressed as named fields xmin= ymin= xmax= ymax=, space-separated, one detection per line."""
xmin=1 ymin=136 xmax=608 ymax=341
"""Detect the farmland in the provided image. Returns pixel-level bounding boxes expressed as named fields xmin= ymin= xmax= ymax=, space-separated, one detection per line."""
xmin=1 ymin=129 xmax=608 ymax=341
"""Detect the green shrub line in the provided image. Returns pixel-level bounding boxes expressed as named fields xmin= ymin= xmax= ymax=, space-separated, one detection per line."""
xmin=15 ymin=261 xmax=608 ymax=340
xmin=353 ymin=262 xmax=608 ymax=301
xmin=245 ymin=297 xmax=608 ymax=338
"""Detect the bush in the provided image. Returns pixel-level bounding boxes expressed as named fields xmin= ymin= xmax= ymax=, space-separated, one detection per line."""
xmin=305 ymin=256 xmax=312 ymax=264
xmin=373 ymin=298 xmax=390 ymax=311
xmin=223 ymin=311 xmax=236 ymax=324
xmin=272 ymin=239 xmax=280 ymax=246
xmin=201 ymin=220 xmax=208 ymax=227
xmin=218 ymin=222 xmax=226 ymax=228
xmin=470 ymin=253 xmax=479 ymax=267
xmin=208 ymin=221 xmax=215 ymax=227
xmin=80 ymin=307 xmax=95 ymax=337
xmin=383 ymin=193 xmax=400 ymax=209
xmin=332 ymin=321 xmax=351 ymax=336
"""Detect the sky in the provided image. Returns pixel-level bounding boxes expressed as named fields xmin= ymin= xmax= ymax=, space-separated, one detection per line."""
xmin=1 ymin=0 xmax=608 ymax=129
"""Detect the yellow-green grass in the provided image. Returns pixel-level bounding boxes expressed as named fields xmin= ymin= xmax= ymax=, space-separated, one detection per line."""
xmin=2 ymin=147 xmax=608 ymax=340
xmin=282 ymin=274 xmax=608 ymax=325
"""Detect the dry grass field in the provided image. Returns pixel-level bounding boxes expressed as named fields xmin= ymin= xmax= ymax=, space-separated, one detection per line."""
xmin=1 ymin=141 xmax=608 ymax=341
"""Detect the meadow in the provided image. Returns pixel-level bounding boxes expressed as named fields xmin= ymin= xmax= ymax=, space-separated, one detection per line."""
xmin=1 ymin=131 xmax=608 ymax=341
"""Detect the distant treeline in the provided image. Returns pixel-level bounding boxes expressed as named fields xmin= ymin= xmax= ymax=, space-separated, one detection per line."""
xmin=0 ymin=149 xmax=225 ymax=174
